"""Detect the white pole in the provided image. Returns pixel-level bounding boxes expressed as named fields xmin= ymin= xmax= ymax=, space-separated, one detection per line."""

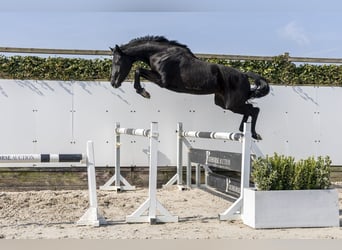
xmin=195 ymin=164 xmax=201 ymax=187
xmin=86 ymin=140 xmax=97 ymax=209
xmin=148 ymin=122 xmax=158 ymax=223
xmin=219 ymin=122 xmax=251 ymax=221
xmin=126 ymin=122 xmax=178 ymax=223
xmin=115 ymin=122 xmax=121 ymax=189
xmin=177 ymin=122 xmax=183 ymax=186
xmin=100 ymin=122 xmax=136 ymax=191
xmin=77 ymin=141 xmax=106 ymax=226
xmin=187 ymin=155 xmax=191 ymax=188
xmin=241 ymin=122 xmax=251 ymax=192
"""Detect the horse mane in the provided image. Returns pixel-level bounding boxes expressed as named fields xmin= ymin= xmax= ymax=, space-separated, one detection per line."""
xmin=122 ymin=35 xmax=196 ymax=56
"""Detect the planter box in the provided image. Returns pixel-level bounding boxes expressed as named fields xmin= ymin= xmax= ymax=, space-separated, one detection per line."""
xmin=243 ymin=188 xmax=340 ymax=229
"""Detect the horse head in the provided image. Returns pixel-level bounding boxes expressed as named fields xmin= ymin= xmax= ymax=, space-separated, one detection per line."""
xmin=110 ymin=45 xmax=133 ymax=88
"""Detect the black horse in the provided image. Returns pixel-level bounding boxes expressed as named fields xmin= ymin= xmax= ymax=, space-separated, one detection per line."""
xmin=110 ymin=36 xmax=269 ymax=140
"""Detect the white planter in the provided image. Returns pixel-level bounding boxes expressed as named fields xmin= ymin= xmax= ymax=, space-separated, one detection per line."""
xmin=243 ymin=188 xmax=340 ymax=229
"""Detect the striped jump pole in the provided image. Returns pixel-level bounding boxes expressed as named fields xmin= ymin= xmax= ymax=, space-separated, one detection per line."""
xmin=180 ymin=130 xmax=243 ymax=141
xmin=181 ymin=127 xmax=243 ymax=189
xmin=0 ymin=141 xmax=106 ymax=227
xmin=0 ymin=153 xmax=85 ymax=163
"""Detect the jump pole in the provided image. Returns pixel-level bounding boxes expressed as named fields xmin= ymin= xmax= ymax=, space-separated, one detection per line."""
xmin=0 ymin=141 xmax=106 ymax=227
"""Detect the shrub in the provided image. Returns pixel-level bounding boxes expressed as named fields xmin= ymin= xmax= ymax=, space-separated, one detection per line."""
xmin=252 ymin=154 xmax=331 ymax=191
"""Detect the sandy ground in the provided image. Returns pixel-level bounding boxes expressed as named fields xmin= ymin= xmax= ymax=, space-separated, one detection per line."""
xmin=0 ymin=185 xmax=342 ymax=239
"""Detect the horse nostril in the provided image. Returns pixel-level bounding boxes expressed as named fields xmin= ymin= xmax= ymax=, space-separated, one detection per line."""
xmin=110 ymin=77 xmax=117 ymax=87
xmin=113 ymin=73 xmax=119 ymax=81
xmin=111 ymin=79 xmax=120 ymax=88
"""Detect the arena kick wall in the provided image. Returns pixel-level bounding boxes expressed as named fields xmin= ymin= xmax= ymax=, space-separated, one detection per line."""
xmin=0 ymin=79 xmax=341 ymax=166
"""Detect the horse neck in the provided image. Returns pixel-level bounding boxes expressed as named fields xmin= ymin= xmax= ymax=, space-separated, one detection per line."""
xmin=123 ymin=44 xmax=166 ymax=63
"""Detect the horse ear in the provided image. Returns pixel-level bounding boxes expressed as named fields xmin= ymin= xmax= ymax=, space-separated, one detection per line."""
xmin=115 ymin=45 xmax=123 ymax=54
xmin=109 ymin=47 xmax=114 ymax=52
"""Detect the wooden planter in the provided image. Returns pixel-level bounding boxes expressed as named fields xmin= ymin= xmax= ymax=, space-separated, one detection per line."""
xmin=242 ymin=188 xmax=340 ymax=229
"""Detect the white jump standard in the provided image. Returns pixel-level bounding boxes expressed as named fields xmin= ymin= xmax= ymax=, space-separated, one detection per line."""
xmin=109 ymin=122 xmax=178 ymax=224
xmin=165 ymin=122 xmax=261 ymax=221
xmin=100 ymin=122 xmax=136 ymax=191
xmin=164 ymin=122 xmax=245 ymax=189
xmin=0 ymin=141 xmax=106 ymax=227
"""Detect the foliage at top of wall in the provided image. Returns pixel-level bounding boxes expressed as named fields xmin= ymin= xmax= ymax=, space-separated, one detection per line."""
xmin=0 ymin=54 xmax=341 ymax=85
xmin=0 ymin=55 xmax=111 ymax=81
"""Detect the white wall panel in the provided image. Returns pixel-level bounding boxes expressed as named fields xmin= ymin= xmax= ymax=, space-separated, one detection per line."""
xmin=315 ymin=86 xmax=342 ymax=162
xmin=33 ymin=81 xmax=74 ymax=154
xmin=254 ymin=86 xmax=319 ymax=160
xmin=0 ymin=80 xmax=36 ymax=153
xmin=72 ymin=81 xmax=116 ymax=166
xmin=0 ymin=79 xmax=341 ymax=165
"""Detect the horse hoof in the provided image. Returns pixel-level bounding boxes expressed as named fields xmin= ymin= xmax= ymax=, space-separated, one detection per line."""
xmin=137 ymin=88 xmax=151 ymax=99
xmin=252 ymin=133 xmax=262 ymax=140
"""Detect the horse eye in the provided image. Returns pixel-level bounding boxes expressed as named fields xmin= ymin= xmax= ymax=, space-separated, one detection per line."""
xmin=114 ymin=54 xmax=121 ymax=61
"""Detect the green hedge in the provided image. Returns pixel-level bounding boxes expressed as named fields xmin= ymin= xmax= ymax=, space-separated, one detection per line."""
xmin=1 ymin=54 xmax=342 ymax=85
xmin=0 ymin=55 xmax=111 ymax=81
xmin=252 ymin=154 xmax=331 ymax=191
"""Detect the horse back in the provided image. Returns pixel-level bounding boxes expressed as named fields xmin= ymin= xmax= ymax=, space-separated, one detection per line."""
xmin=150 ymin=50 xmax=220 ymax=94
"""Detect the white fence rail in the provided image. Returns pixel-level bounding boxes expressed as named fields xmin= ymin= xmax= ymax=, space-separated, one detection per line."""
xmin=1 ymin=47 xmax=342 ymax=64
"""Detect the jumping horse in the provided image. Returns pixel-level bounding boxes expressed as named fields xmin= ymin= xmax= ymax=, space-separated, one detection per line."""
xmin=110 ymin=36 xmax=270 ymax=140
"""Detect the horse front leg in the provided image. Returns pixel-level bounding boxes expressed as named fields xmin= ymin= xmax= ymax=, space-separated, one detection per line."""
xmin=134 ymin=68 xmax=151 ymax=99
xmin=134 ymin=68 xmax=163 ymax=99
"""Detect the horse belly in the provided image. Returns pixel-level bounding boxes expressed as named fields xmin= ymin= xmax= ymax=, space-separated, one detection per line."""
xmin=179 ymin=67 xmax=218 ymax=94
xmin=165 ymin=83 xmax=215 ymax=95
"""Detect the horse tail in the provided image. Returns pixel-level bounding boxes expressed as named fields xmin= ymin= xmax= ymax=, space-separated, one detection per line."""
xmin=245 ymin=72 xmax=270 ymax=99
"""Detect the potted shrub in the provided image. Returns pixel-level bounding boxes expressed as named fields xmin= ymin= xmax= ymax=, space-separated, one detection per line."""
xmin=242 ymin=154 xmax=340 ymax=229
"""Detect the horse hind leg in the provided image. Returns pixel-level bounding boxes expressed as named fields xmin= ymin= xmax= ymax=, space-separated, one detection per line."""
xmin=230 ymin=103 xmax=262 ymax=140
xmin=250 ymin=106 xmax=261 ymax=140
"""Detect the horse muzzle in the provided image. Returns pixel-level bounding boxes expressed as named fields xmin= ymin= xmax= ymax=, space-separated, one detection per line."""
xmin=111 ymin=80 xmax=121 ymax=88
xmin=110 ymin=74 xmax=121 ymax=88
